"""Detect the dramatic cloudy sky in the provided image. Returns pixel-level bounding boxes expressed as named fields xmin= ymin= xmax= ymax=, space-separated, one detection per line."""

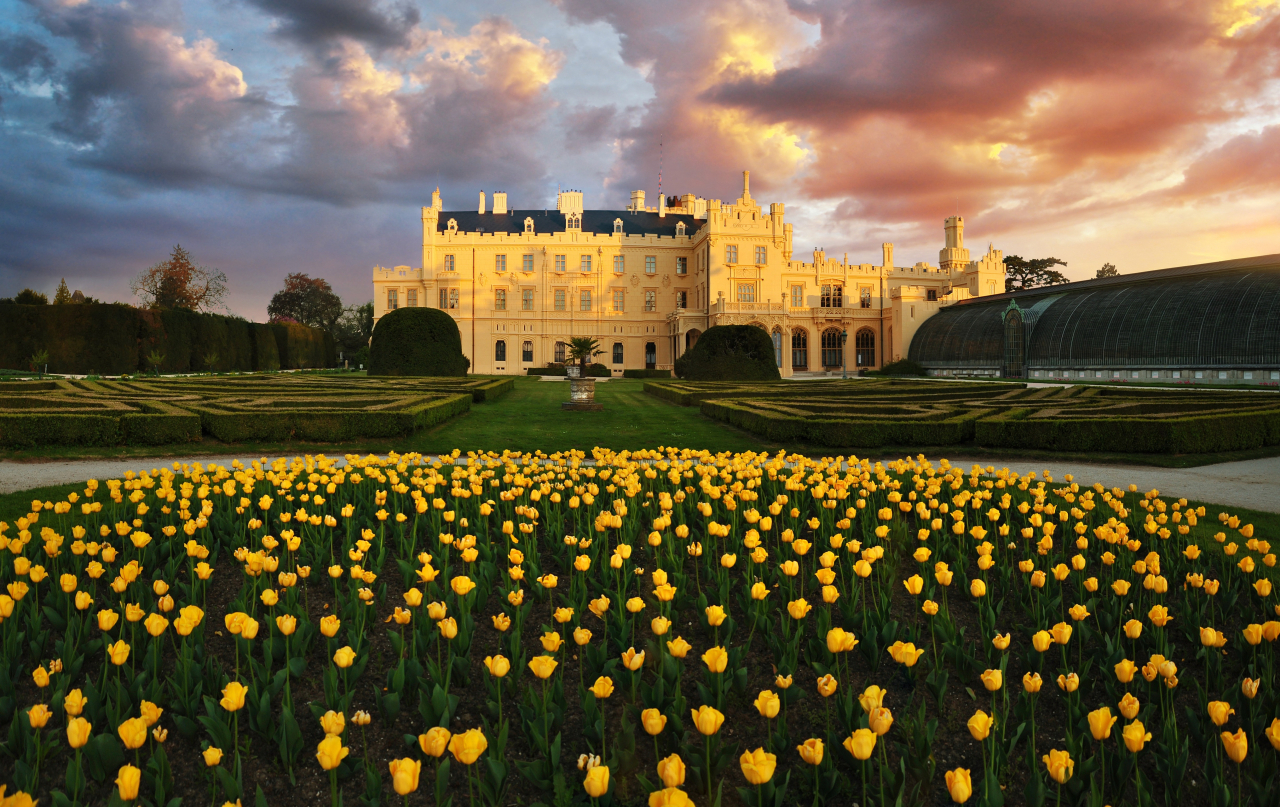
xmin=2 ymin=0 xmax=1279 ymax=318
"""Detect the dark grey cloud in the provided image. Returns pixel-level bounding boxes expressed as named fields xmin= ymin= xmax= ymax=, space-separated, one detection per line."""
xmin=243 ymin=0 xmax=420 ymax=50
xmin=0 ymin=32 xmax=55 ymax=82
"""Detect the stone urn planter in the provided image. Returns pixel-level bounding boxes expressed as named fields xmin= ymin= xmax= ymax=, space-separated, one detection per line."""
xmin=561 ymin=373 xmax=603 ymax=411
xmin=566 ymin=364 xmax=581 ymax=378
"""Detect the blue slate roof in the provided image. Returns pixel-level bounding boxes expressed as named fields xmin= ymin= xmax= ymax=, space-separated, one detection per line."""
xmin=435 ymin=209 xmax=701 ymax=237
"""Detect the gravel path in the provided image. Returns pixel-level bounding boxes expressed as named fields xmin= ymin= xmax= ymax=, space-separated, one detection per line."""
xmin=3 ymin=452 xmax=1277 ymax=513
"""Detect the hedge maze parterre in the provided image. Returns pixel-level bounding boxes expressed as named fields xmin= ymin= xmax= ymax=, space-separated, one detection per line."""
xmin=644 ymin=379 xmax=1280 ymax=454
xmin=0 ymin=375 xmax=513 ymax=448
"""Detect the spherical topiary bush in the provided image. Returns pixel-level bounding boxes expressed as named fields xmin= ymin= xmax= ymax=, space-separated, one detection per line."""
xmin=674 ymin=324 xmax=781 ymax=381
xmin=368 ymin=308 xmax=469 ymax=376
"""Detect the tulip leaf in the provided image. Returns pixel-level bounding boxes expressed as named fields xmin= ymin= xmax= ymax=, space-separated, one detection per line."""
xmin=288 ymin=656 xmax=306 ymax=677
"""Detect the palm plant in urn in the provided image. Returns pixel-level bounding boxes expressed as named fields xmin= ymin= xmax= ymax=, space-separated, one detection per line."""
xmin=562 ymin=336 xmax=604 ymax=410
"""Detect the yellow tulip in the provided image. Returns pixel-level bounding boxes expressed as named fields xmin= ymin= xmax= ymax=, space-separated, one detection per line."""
xmin=1023 ymin=672 xmax=1043 ymax=693
xmin=739 ymin=747 xmax=776 ymax=785
xmin=968 ymin=710 xmax=994 ymax=741
xmin=666 ymin=637 xmax=691 ymax=658
xmin=1057 ymin=673 xmax=1079 ymax=693
xmin=622 ymin=647 xmax=645 ymax=671
xmin=1051 ymin=622 xmax=1072 ymax=645
xmin=945 ymin=768 xmax=973 ymax=803
xmin=418 ymin=727 xmax=451 ymax=758
xmin=220 ymin=681 xmax=247 ymax=712
xmin=980 ymin=670 xmax=1002 ymax=692
xmin=843 ymin=728 xmax=877 ymax=760
xmin=116 ymin=764 xmax=141 ymax=801
xmin=1042 ymin=749 xmax=1073 ymax=784
xmin=541 ymin=631 xmax=563 ymax=652
xmin=816 ymin=674 xmax=838 ymax=698
xmin=1119 ymin=693 xmax=1141 ymax=720
xmin=1123 ymin=720 xmax=1152 ymax=753
xmin=754 ymin=690 xmax=780 ymax=719
xmin=702 ymin=646 xmax=728 ymax=674
xmin=1265 ymin=719 xmax=1280 ymax=751
xmin=1088 ymin=707 xmax=1117 ymax=741
xmin=67 ymin=717 xmax=92 ymax=748
xmin=1124 ymin=619 xmax=1143 ymax=639
xmin=118 ymin=717 xmax=147 ymax=750
xmin=1114 ymin=659 xmax=1137 ymax=683
xmin=869 ymin=706 xmax=894 ymax=736
xmin=319 ymin=615 xmax=340 ymax=637
xmin=903 ymin=575 xmax=924 ymax=595
xmin=333 ymin=646 xmax=356 ymax=668
xmin=787 ymin=599 xmax=811 ymax=620
xmin=796 ymin=738 xmax=824 ymax=766
xmin=27 ymin=704 xmax=52 ymax=728
xmin=139 ymin=701 xmax=163 ymax=727
xmin=1222 ymin=729 xmax=1248 ymax=764
xmin=1208 ymin=701 xmax=1235 ymax=727
xmin=389 ymin=758 xmax=421 ymax=796
xmin=528 ymin=655 xmax=558 ymax=679
xmin=316 ymin=734 xmax=349 ymax=770
xmin=1031 ymin=631 xmax=1052 ymax=653
xmin=483 ymin=655 xmax=510 ymax=678
xmin=590 ymin=676 xmax=615 ymax=699
xmin=583 ymin=765 xmax=610 ymax=798
xmin=642 ymin=708 xmax=668 ymax=736
xmin=657 ymin=753 xmax=686 ymax=787
xmin=276 ymin=615 xmax=297 ymax=636
xmin=691 ymin=705 xmax=725 ymax=736
xmin=64 ymin=689 xmax=87 ymax=716
xmin=203 ymin=747 xmax=223 ymax=767
xmin=319 ymin=710 xmax=345 ymax=736
xmin=448 ymin=728 xmax=488 ymax=765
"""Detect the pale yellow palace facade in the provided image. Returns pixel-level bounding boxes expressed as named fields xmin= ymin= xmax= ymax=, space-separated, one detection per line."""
xmin=371 ymin=172 xmax=1006 ymax=376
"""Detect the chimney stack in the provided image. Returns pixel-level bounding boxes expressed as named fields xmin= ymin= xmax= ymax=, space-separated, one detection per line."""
xmin=493 ymin=192 xmax=507 ymax=215
xmin=478 ymin=191 xmax=486 ymax=215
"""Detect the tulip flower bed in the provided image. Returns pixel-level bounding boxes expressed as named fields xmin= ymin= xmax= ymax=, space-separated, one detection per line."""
xmin=0 ymin=375 xmax=511 ymax=448
xmin=0 ymin=449 xmax=1277 ymax=807
xmin=647 ymin=380 xmax=1280 ymax=454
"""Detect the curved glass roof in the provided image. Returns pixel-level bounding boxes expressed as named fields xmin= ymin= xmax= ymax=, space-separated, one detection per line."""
xmin=910 ymin=255 xmax=1280 ymax=368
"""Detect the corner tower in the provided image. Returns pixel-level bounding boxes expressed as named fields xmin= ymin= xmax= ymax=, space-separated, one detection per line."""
xmin=939 ymin=216 xmax=970 ymax=273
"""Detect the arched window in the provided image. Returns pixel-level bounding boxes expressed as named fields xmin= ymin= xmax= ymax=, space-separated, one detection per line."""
xmin=645 ymin=342 xmax=657 ymax=369
xmin=1002 ymin=307 xmax=1025 ymax=378
xmin=613 ymin=219 xmax=623 ymax=234
xmin=791 ymin=329 xmax=808 ymax=369
xmin=772 ymin=329 xmax=782 ymax=367
xmin=524 ymin=218 xmax=534 ymax=234
xmin=495 ymin=340 xmax=507 ymax=362
xmin=685 ymin=329 xmax=701 ymax=352
xmin=855 ymin=329 xmax=875 ymax=367
xmin=612 ymin=342 xmax=624 ymax=364
xmin=447 ymin=219 xmax=457 ymax=233
xmin=821 ymin=329 xmax=843 ymax=368
xmin=676 ymin=222 xmax=686 ymax=236
xmin=567 ymin=214 xmax=580 ymax=230
xmin=554 ymin=341 xmax=567 ymax=363
xmin=522 ymin=341 xmax=533 ymax=362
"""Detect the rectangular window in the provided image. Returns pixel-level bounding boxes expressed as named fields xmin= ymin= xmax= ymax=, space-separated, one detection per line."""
xmin=645 ymin=256 xmax=656 ymax=274
xmin=676 ymin=291 xmax=687 ymax=308
xmin=726 ymin=245 xmax=738 ymax=264
xmin=791 ymin=285 xmax=803 ymax=307
xmin=387 ymin=289 xmax=398 ymax=310
xmin=555 ymin=254 xmax=566 ymax=273
xmin=522 ymin=341 xmax=533 ymax=362
xmin=820 ymin=285 xmax=843 ymax=308
xmin=614 ymin=255 xmax=625 ymax=273
xmin=926 ymin=289 xmax=937 ymax=301
xmin=444 ymin=255 xmax=455 ymax=272
xmin=495 ymin=254 xmax=507 ymax=273
xmin=554 ymin=289 xmax=566 ymax=311
xmin=555 ymin=342 xmax=566 ymax=363
xmin=737 ymin=283 xmax=755 ymax=303
xmin=449 ymin=289 xmax=459 ymax=309
xmin=494 ymin=289 xmax=506 ymax=310
xmin=860 ymin=287 xmax=872 ymax=309
xmin=522 ymin=289 xmax=533 ymax=310
xmin=406 ymin=289 xmax=417 ymax=307
xmin=645 ymin=290 xmax=656 ymax=311
xmin=755 ymin=246 xmax=766 ymax=265
xmin=439 ymin=289 xmax=447 ymax=309
xmin=676 ymin=257 xmax=687 ymax=275
xmin=580 ymin=255 xmax=592 ymax=273
xmin=612 ymin=343 xmax=624 ymax=364
xmin=522 ymin=254 xmax=534 ymax=272
xmin=613 ymin=289 xmax=625 ymax=312
xmin=580 ymin=289 xmax=592 ymax=311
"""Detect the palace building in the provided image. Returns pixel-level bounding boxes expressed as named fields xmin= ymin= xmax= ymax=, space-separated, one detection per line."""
xmin=371 ymin=172 xmax=1007 ymax=376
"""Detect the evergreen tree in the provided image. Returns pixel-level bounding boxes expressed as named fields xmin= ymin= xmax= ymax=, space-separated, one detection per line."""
xmin=53 ymin=278 xmax=72 ymax=304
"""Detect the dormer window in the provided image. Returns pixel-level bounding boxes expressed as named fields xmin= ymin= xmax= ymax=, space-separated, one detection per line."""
xmin=567 ymin=213 xmax=580 ymax=230
xmin=447 ymin=219 xmax=458 ymax=233
xmin=613 ymin=219 xmax=624 ymax=234
xmin=524 ymin=217 xmax=534 ymax=234
xmin=676 ymin=222 xmax=686 ymax=236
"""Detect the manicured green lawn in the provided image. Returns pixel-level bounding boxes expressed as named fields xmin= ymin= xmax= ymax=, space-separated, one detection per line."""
xmin=406 ymin=377 xmax=771 ymax=455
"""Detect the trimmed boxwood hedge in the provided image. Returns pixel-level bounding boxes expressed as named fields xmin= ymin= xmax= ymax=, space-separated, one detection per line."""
xmin=0 ymin=302 xmax=329 ymax=375
xmin=369 ymin=308 xmax=468 ymax=377
xmin=527 ymin=364 xmax=611 ymax=377
xmin=190 ymin=393 xmax=470 ymax=442
xmin=623 ymin=369 xmax=672 ymax=378
xmin=674 ymin=325 xmax=781 ymax=381
xmin=700 ymin=400 xmax=981 ymax=447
